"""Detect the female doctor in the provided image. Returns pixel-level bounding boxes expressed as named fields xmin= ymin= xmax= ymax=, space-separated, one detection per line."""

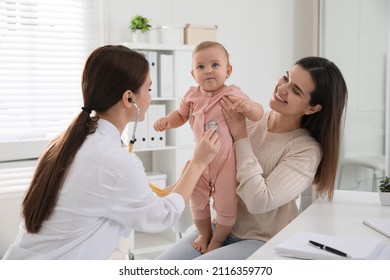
xmin=2 ymin=45 xmax=221 ymax=260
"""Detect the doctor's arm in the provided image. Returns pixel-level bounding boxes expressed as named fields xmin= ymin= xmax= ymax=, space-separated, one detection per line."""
xmin=171 ymin=127 xmax=220 ymax=202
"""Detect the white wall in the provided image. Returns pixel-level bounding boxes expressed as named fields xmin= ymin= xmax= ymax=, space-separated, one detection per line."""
xmin=104 ymin=0 xmax=390 ymax=182
xmin=104 ymin=0 xmax=318 ymax=109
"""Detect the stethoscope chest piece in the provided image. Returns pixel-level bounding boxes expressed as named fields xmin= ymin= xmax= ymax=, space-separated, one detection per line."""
xmin=205 ymin=121 xmax=219 ymax=133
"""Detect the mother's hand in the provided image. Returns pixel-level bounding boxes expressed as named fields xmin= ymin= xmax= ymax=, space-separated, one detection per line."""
xmin=220 ymin=96 xmax=248 ymax=142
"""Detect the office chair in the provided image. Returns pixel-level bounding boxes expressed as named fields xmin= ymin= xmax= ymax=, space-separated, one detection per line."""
xmin=337 ymin=115 xmax=385 ymax=192
xmin=338 ymin=155 xmax=385 ymax=191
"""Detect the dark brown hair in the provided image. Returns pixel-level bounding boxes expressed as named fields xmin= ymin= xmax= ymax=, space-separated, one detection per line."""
xmin=22 ymin=45 xmax=149 ymax=233
xmin=297 ymin=56 xmax=348 ymax=200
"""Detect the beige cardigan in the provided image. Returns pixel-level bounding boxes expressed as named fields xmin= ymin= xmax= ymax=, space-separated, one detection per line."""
xmin=231 ymin=111 xmax=322 ymax=242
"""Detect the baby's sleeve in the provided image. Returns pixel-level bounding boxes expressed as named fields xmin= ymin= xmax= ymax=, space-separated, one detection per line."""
xmin=176 ymin=87 xmax=195 ymax=118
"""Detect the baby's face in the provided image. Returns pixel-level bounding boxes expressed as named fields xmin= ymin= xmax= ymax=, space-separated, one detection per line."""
xmin=191 ymin=46 xmax=231 ymax=93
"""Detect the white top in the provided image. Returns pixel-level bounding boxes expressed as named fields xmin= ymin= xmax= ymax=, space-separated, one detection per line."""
xmin=3 ymin=119 xmax=185 ymax=260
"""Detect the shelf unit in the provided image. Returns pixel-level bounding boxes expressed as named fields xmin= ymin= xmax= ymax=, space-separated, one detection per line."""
xmin=120 ymin=42 xmax=196 ymax=258
xmin=122 ymin=42 xmax=196 ymax=186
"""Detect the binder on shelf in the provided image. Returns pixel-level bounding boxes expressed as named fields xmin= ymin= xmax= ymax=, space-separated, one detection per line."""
xmin=177 ymin=122 xmax=194 ymax=146
xmin=158 ymin=53 xmax=174 ymax=98
xmin=147 ymin=104 xmax=166 ymax=148
xmin=121 ymin=125 xmax=130 ymax=147
xmin=122 ymin=116 xmax=149 ymax=150
xmin=146 ymin=51 xmax=159 ymax=98
xmin=135 ymin=117 xmax=149 ymax=150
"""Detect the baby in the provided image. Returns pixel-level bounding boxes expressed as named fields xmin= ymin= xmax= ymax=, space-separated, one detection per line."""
xmin=154 ymin=41 xmax=264 ymax=253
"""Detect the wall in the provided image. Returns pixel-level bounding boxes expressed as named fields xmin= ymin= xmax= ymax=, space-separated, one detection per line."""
xmin=104 ymin=0 xmax=390 ymax=188
xmin=104 ymin=0 xmax=318 ymax=108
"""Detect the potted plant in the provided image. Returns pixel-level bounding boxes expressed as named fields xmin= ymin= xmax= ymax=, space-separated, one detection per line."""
xmin=378 ymin=176 xmax=390 ymax=206
xmin=129 ymin=15 xmax=151 ymax=43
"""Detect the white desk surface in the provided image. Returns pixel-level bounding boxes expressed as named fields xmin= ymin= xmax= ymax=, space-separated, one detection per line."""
xmin=248 ymin=190 xmax=390 ymax=259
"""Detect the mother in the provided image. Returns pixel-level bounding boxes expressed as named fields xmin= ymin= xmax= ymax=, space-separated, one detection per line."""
xmin=156 ymin=56 xmax=348 ymax=260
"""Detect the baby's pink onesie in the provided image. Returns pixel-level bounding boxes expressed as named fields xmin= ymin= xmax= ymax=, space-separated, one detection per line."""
xmin=177 ymin=84 xmax=249 ymax=226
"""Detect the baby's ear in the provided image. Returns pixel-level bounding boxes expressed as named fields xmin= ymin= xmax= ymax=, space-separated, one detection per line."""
xmin=226 ymin=64 xmax=233 ymax=78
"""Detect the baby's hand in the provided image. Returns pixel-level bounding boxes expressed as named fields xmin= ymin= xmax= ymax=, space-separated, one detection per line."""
xmin=153 ymin=117 xmax=169 ymax=131
xmin=230 ymin=96 xmax=253 ymax=114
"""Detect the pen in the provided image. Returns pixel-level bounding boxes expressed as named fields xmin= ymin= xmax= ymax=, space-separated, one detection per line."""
xmin=308 ymin=240 xmax=351 ymax=258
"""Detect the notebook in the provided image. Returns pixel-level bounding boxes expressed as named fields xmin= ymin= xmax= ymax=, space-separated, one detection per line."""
xmin=274 ymin=231 xmax=387 ymax=260
xmin=363 ymin=218 xmax=390 ymax=238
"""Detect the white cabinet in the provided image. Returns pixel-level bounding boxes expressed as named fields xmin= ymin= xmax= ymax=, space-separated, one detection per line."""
xmin=121 ymin=42 xmax=196 ymax=186
xmin=120 ymin=43 xmax=196 ymax=258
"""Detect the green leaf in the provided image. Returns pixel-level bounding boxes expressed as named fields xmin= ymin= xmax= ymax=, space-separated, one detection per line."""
xmin=379 ymin=176 xmax=390 ymax=192
xmin=129 ymin=15 xmax=151 ymax=32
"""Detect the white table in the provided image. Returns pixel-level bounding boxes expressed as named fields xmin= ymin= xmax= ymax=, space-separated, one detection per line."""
xmin=248 ymin=190 xmax=390 ymax=259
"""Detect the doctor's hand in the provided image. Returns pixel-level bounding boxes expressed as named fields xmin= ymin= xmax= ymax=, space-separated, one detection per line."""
xmin=221 ymin=96 xmax=247 ymax=142
xmin=171 ymin=127 xmax=220 ymax=202
xmin=191 ymin=126 xmax=221 ymax=169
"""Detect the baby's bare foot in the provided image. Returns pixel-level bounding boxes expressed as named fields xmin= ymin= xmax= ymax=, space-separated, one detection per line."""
xmin=206 ymin=240 xmax=223 ymax=253
xmin=192 ymin=235 xmax=210 ymax=254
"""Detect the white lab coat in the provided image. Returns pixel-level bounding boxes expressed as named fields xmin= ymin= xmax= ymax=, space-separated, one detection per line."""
xmin=2 ymin=119 xmax=185 ymax=259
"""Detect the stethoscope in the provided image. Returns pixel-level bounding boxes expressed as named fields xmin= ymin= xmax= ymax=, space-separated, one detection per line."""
xmin=128 ymin=101 xmax=140 ymax=153
xmin=127 ymin=101 xmax=168 ymax=196
xmin=205 ymin=121 xmax=219 ymax=133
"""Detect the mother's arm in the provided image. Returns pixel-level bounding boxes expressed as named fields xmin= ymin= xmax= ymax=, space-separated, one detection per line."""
xmin=234 ymin=138 xmax=321 ymax=213
xmin=221 ymin=96 xmax=321 ymax=213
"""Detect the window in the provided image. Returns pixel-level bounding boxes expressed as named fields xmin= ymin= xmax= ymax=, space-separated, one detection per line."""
xmin=0 ymin=0 xmax=102 ymax=161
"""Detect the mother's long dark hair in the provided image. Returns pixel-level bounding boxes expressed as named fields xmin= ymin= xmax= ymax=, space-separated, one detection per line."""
xmin=298 ymin=57 xmax=348 ymax=200
xmin=22 ymin=45 xmax=149 ymax=233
